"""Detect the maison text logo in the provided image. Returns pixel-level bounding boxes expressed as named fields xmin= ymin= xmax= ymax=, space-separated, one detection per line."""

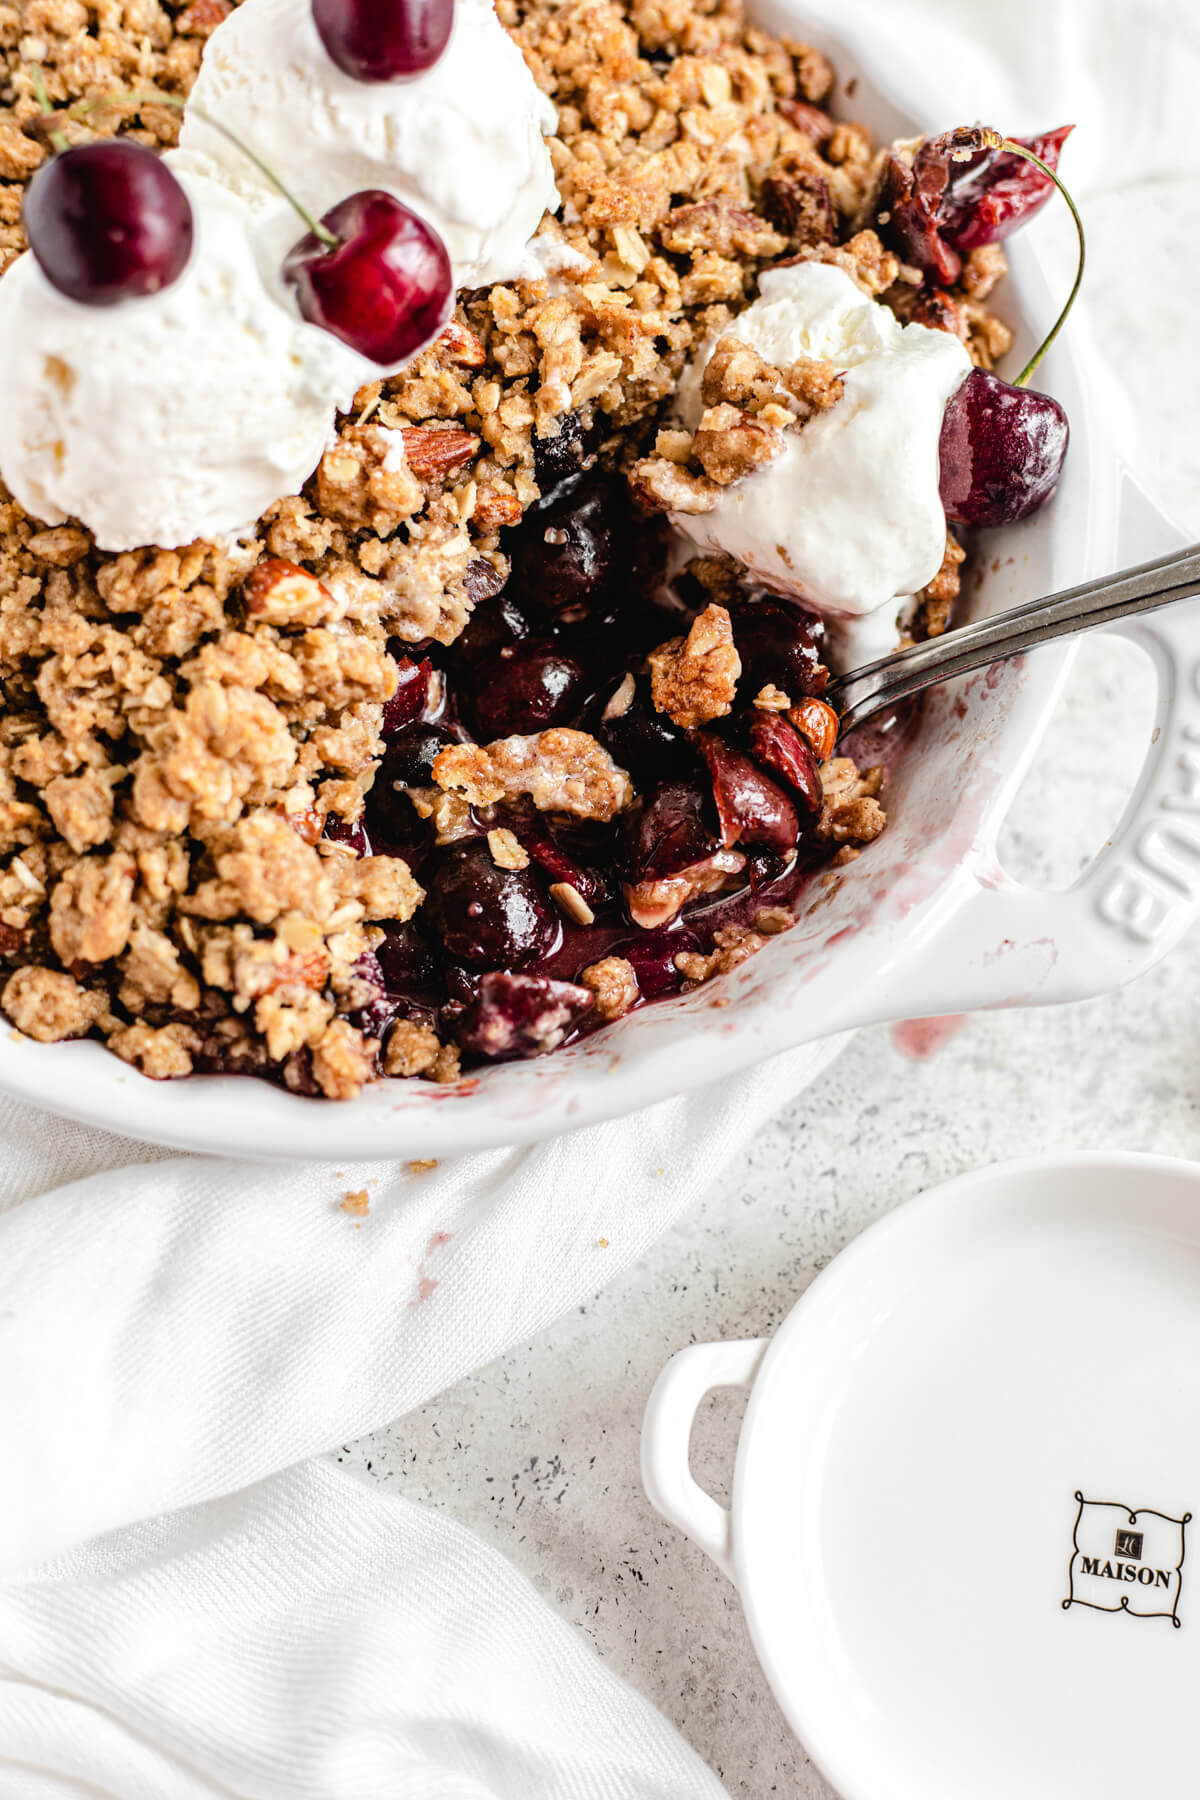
xmin=1064 ymin=1492 xmax=1190 ymax=1627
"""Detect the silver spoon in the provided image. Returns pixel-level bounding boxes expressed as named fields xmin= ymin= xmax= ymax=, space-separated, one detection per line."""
xmin=827 ymin=542 xmax=1200 ymax=737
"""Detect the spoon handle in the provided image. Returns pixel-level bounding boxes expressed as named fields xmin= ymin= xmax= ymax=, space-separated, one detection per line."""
xmin=828 ymin=541 xmax=1200 ymax=737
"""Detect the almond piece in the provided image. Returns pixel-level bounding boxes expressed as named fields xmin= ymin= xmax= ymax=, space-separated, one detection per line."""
xmin=790 ymin=697 xmax=840 ymax=762
xmin=472 ymin=488 xmax=523 ymax=532
xmin=177 ymin=0 xmax=232 ymax=31
xmin=401 ymin=426 xmax=479 ymax=478
xmin=244 ymin=559 xmax=337 ymax=627
xmin=438 ymin=320 xmax=487 ymax=367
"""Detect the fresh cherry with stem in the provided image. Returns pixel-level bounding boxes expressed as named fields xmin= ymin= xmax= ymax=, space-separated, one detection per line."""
xmin=312 ymin=0 xmax=455 ymax=81
xmin=21 ymin=68 xmax=193 ymax=305
xmin=938 ymin=131 xmax=1083 ymax=529
xmin=183 ymin=97 xmax=453 ymax=364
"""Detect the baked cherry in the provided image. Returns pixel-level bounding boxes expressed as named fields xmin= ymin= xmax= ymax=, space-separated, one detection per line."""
xmin=369 ymin=723 xmax=458 ymax=836
xmin=467 ymin=639 xmax=587 ymax=738
xmin=375 ymin=920 xmax=442 ymax=1000
xmin=283 ymin=190 xmax=452 ymax=366
xmin=599 ymin=686 xmax=693 ymax=788
xmin=509 ymin=823 xmax=611 ymax=907
xmin=428 ymin=840 xmax=559 ymax=969
xmin=877 ymin=141 xmax=962 ymax=287
xmin=941 ymin=126 xmax=1073 ymax=253
xmin=455 ymin=971 xmax=592 ymax=1060
xmin=623 ymin=777 xmax=719 ymax=883
xmin=323 ymin=814 xmax=372 ymax=857
xmin=730 ymin=597 xmax=828 ymax=700
xmin=454 ymin=593 xmax=536 ymax=664
xmin=532 ymin=409 xmax=602 ymax=503
xmin=312 ymin=0 xmax=454 ymax=81
xmin=23 ymin=140 xmax=194 ymax=306
xmin=341 ymin=948 xmax=401 ymax=1041
xmin=878 ymin=124 xmax=1073 ymax=288
xmin=511 ymin=477 xmax=624 ymax=623
xmin=602 ymin=926 xmax=701 ymax=1000
xmin=692 ymin=733 xmax=799 ymax=855
xmin=939 ymin=366 xmax=1069 ymax=528
xmin=745 ymin=713 xmax=823 ymax=816
xmin=382 ymin=653 xmax=435 ymax=736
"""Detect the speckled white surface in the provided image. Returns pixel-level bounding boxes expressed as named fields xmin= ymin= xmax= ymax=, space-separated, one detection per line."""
xmin=333 ymin=183 xmax=1200 ymax=1796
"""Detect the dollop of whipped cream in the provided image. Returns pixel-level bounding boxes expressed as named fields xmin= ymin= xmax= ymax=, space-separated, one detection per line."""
xmin=0 ymin=172 xmax=368 ymax=553
xmin=672 ymin=261 xmax=972 ymax=664
xmin=178 ymin=0 xmax=559 ymax=291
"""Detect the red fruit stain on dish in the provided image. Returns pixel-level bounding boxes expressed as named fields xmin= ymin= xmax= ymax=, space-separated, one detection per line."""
xmin=890 ymin=1014 xmax=967 ymax=1060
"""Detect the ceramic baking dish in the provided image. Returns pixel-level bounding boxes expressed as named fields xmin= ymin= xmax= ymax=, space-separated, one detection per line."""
xmin=1 ymin=5 xmax=1197 ymax=1159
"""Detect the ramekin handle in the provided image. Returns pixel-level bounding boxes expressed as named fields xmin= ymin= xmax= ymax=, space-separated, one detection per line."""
xmin=640 ymin=1338 xmax=766 ymax=1583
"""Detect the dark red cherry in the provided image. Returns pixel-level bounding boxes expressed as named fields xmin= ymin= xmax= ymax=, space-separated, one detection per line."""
xmin=312 ymin=0 xmax=454 ymax=79
xmin=23 ymin=141 xmax=193 ymax=306
xmin=745 ymin=714 xmax=823 ymax=817
xmin=730 ymin=597 xmax=828 ymax=700
xmin=602 ymin=926 xmax=701 ymax=1000
xmin=283 ymin=190 xmax=452 ymax=365
xmin=382 ymin=654 xmax=435 ymax=736
xmin=517 ymin=826 xmax=611 ymax=908
xmin=692 ymin=733 xmax=799 ymax=855
xmin=368 ymin=723 xmax=458 ymax=836
xmin=941 ymin=126 xmax=1073 ymax=253
xmin=939 ymin=367 xmax=1069 ymax=528
xmin=512 ymin=477 xmax=625 ymax=623
xmin=468 ymin=639 xmax=587 ymax=738
xmin=455 ymin=971 xmax=592 ymax=1061
xmin=876 ymin=144 xmax=961 ymax=287
xmin=342 ymin=948 xmax=402 ymax=1041
xmin=378 ymin=722 xmax=457 ymax=791
xmin=428 ymin=840 xmax=559 ymax=969
xmin=532 ymin=409 xmax=602 ymax=503
xmin=598 ymin=687 xmax=692 ymax=788
xmin=454 ymin=593 xmax=536 ymax=664
xmin=375 ymin=920 xmax=442 ymax=999
xmin=323 ymin=814 xmax=372 ymax=856
xmin=623 ymin=777 xmax=720 ymax=883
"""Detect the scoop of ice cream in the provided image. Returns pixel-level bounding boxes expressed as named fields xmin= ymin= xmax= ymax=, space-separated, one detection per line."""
xmin=0 ymin=172 xmax=369 ymax=554
xmin=178 ymin=0 xmax=559 ymax=291
xmin=673 ymin=261 xmax=973 ymax=664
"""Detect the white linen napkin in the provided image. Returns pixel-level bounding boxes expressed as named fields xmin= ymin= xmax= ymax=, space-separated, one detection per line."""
xmin=0 ymin=1 xmax=1192 ymax=1792
xmin=0 ymin=1048 xmax=831 ymax=1797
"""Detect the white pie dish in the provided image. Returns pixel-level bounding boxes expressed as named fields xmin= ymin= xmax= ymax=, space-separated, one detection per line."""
xmin=1 ymin=8 xmax=1198 ymax=1161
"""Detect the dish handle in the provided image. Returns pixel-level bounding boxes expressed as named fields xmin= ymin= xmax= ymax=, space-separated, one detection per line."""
xmin=879 ymin=479 xmax=1200 ymax=1020
xmin=640 ymin=1337 xmax=766 ymax=1583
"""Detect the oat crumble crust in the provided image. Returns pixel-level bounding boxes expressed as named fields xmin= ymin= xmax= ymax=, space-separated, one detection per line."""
xmin=0 ymin=0 xmax=1001 ymax=1093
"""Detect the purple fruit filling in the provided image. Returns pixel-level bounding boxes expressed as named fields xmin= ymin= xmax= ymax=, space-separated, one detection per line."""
xmin=335 ymin=472 xmax=912 ymax=1073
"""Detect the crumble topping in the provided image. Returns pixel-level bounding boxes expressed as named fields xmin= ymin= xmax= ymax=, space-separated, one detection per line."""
xmin=648 ymin=603 xmax=741 ymax=728
xmin=433 ymin=729 xmax=634 ymax=820
xmin=579 ymin=955 xmax=640 ymax=1020
xmin=817 ymin=758 xmax=887 ymax=845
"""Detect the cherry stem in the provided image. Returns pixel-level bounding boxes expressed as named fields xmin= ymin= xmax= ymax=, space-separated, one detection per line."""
xmin=29 ymin=65 xmax=69 ymax=154
xmin=999 ymin=137 xmax=1086 ymax=389
xmin=66 ymin=89 xmax=339 ymax=250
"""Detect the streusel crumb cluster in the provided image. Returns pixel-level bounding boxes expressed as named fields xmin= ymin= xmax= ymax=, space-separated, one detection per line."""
xmin=0 ymin=0 xmax=1002 ymax=1094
